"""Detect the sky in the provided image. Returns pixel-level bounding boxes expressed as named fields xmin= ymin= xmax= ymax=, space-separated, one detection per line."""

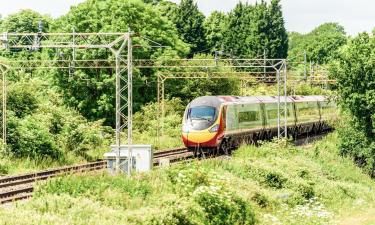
xmin=0 ymin=0 xmax=374 ymax=36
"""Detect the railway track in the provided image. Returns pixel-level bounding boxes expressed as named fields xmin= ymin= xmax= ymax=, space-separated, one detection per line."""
xmin=0 ymin=133 xmax=329 ymax=205
xmin=0 ymin=160 xmax=107 ymax=204
xmin=154 ymin=147 xmax=193 ymax=165
xmin=0 ymin=147 xmax=188 ymax=204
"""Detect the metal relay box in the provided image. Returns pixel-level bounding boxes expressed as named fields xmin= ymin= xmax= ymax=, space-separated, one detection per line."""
xmin=104 ymin=145 xmax=153 ymax=174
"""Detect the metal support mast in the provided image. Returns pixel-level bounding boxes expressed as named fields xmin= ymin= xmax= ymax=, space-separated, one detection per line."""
xmin=276 ymin=60 xmax=288 ymax=139
xmin=127 ymin=33 xmax=133 ymax=175
xmin=0 ymin=64 xmax=7 ymax=146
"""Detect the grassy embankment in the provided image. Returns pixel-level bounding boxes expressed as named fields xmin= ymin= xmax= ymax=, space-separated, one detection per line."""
xmin=1 ymin=132 xmax=374 ymax=224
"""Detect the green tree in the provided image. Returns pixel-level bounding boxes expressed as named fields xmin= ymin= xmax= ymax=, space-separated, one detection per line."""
xmin=204 ymin=11 xmax=227 ymax=52
xmin=330 ymin=32 xmax=375 ymax=176
xmin=289 ymin=23 xmax=347 ymax=64
xmin=142 ymin=0 xmax=162 ymax=5
xmin=172 ymin=0 xmax=207 ymax=56
xmin=0 ymin=10 xmax=51 ymax=58
xmin=0 ymin=9 xmax=50 ymax=33
xmin=156 ymin=1 xmax=178 ymax=19
xmin=50 ymin=0 xmax=188 ymax=125
xmin=266 ymin=0 xmax=288 ymax=58
xmin=331 ymin=33 xmax=375 ymax=138
xmin=223 ymin=0 xmax=287 ymax=58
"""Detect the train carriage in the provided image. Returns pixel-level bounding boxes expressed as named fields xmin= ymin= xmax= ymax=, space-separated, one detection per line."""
xmin=182 ymin=95 xmax=336 ymax=154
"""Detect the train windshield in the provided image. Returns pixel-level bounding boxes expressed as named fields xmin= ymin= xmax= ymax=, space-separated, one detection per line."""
xmin=188 ymin=106 xmax=216 ymax=121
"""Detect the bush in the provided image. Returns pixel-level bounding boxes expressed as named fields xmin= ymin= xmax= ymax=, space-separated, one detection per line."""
xmin=160 ymin=165 xmax=256 ymax=225
xmin=296 ymin=182 xmax=315 ymax=200
xmin=251 ymin=192 xmax=271 ymax=208
xmin=133 ymin=97 xmax=184 ymax=137
xmin=264 ymin=172 xmax=287 ymax=189
xmin=5 ymin=91 xmax=109 ymax=162
xmin=193 ymin=185 xmax=255 ymax=225
xmin=337 ymin=116 xmax=375 ymax=176
xmin=167 ymin=166 xmax=211 ymax=196
xmin=149 ymin=185 xmax=255 ymax=225
xmin=148 ymin=201 xmax=202 ymax=225
xmin=7 ymin=115 xmax=61 ymax=159
xmin=6 ymin=80 xmax=39 ymax=118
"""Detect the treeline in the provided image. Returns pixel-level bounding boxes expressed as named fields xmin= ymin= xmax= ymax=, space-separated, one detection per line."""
xmin=0 ymin=0 xmax=290 ymax=126
xmin=2 ymin=0 xmax=374 ymax=173
xmin=160 ymin=0 xmax=288 ymax=58
xmin=288 ymin=23 xmax=347 ymax=64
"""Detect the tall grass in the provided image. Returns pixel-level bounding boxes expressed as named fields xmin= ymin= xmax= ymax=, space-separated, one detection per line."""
xmin=0 ymin=132 xmax=374 ymax=224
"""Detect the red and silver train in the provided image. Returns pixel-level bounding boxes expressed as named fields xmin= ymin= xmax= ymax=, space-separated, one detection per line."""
xmin=182 ymin=96 xmax=336 ymax=154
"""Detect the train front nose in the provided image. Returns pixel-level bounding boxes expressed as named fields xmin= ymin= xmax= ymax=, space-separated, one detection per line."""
xmin=182 ymin=122 xmax=218 ymax=147
xmin=182 ymin=104 xmax=218 ymax=148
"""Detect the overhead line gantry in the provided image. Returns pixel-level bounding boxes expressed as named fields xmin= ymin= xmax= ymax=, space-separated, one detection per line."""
xmin=0 ymin=32 xmax=335 ymax=175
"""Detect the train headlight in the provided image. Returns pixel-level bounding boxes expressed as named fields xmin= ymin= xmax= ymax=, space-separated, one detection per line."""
xmin=182 ymin=125 xmax=189 ymax=133
xmin=209 ymin=124 xmax=219 ymax=133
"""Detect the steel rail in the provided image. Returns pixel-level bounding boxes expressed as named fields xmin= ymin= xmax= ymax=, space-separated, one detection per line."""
xmin=0 ymin=130 xmax=331 ymax=205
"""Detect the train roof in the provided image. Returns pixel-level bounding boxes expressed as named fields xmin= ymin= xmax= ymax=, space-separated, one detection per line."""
xmin=188 ymin=96 xmax=328 ymax=107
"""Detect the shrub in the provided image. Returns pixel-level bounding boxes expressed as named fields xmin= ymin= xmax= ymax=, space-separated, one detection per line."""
xmin=0 ymin=163 xmax=9 ymax=175
xmin=297 ymin=183 xmax=315 ymax=200
xmin=264 ymin=172 xmax=287 ymax=189
xmin=149 ymin=185 xmax=255 ymax=225
xmin=7 ymin=115 xmax=61 ymax=159
xmin=167 ymin=166 xmax=211 ymax=196
xmin=148 ymin=200 xmax=202 ymax=225
xmin=133 ymin=97 xmax=184 ymax=137
xmin=337 ymin=116 xmax=375 ymax=177
xmin=193 ymin=185 xmax=255 ymax=225
xmin=251 ymin=192 xmax=270 ymax=208
xmin=6 ymin=81 xmax=39 ymax=118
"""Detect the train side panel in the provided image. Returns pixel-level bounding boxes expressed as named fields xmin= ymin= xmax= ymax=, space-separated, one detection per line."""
xmin=295 ymin=100 xmax=320 ymax=134
xmin=264 ymin=102 xmax=296 ymax=129
xmin=223 ymin=103 xmax=264 ymax=147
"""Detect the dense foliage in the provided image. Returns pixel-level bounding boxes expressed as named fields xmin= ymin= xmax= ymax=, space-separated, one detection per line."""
xmin=0 ymin=0 xmax=353 ymax=178
xmin=0 ymin=9 xmax=51 ymax=33
xmin=330 ymin=32 xmax=375 ymax=176
xmin=50 ymin=0 xmax=188 ymax=125
xmin=204 ymin=12 xmax=227 ymax=53
xmin=170 ymin=0 xmax=207 ymax=56
xmin=223 ymin=0 xmax=288 ymax=58
xmin=289 ymin=23 xmax=347 ymax=64
xmin=2 ymin=78 xmax=108 ymax=162
xmin=1 ymin=0 xmax=291 ymax=127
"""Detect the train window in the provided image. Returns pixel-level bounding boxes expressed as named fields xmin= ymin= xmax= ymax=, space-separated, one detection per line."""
xmin=296 ymin=102 xmax=319 ymax=122
xmin=239 ymin=111 xmax=259 ymax=122
xmin=267 ymin=109 xmax=278 ymax=119
xmin=321 ymin=101 xmax=336 ymax=119
xmin=188 ymin=106 xmax=216 ymax=121
xmin=225 ymin=105 xmax=238 ymax=131
xmin=264 ymin=102 xmax=294 ymax=127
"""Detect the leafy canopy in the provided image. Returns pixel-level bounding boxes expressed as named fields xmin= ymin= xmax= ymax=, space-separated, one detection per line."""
xmin=330 ymin=32 xmax=375 ymax=176
xmin=223 ymin=0 xmax=288 ymax=58
xmin=170 ymin=0 xmax=207 ymax=56
xmin=204 ymin=11 xmax=227 ymax=53
xmin=50 ymin=0 xmax=188 ymax=125
xmin=289 ymin=23 xmax=347 ymax=64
